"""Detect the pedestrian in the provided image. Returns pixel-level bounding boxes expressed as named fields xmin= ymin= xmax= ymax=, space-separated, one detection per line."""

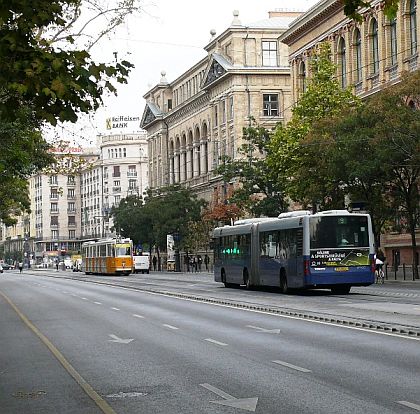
xmin=185 ymin=254 xmax=190 ymax=272
xmin=197 ymin=255 xmax=202 ymax=272
xmin=192 ymin=256 xmax=198 ymax=273
xmin=55 ymin=259 xmax=59 ymax=271
xmin=152 ymin=255 xmax=157 ymax=271
xmin=18 ymin=262 xmax=23 ymax=273
xmin=204 ymin=254 xmax=210 ymax=271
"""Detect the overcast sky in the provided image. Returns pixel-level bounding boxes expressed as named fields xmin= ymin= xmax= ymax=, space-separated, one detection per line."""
xmin=56 ymin=0 xmax=319 ymax=145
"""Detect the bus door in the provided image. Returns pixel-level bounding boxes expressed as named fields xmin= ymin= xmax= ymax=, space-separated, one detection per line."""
xmin=250 ymin=225 xmax=259 ymax=286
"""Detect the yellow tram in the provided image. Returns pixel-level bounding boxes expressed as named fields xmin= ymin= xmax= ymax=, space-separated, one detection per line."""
xmin=82 ymin=238 xmax=133 ymax=276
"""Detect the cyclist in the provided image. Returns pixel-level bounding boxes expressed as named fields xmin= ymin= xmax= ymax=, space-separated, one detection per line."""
xmin=375 ymin=248 xmax=386 ymax=283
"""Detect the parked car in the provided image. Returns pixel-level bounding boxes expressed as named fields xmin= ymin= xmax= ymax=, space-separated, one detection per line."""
xmin=1 ymin=263 xmax=14 ymax=270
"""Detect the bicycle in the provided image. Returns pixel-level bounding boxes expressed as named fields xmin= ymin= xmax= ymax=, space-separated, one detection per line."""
xmin=375 ymin=267 xmax=385 ymax=284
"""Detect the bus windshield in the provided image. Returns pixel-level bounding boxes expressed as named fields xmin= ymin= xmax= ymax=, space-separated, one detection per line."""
xmin=115 ymin=244 xmax=132 ymax=256
xmin=310 ymin=216 xmax=369 ymax=249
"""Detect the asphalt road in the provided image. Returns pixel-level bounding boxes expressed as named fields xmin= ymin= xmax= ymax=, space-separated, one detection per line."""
xmin=1 ymin=270 xmax=419 ymax=413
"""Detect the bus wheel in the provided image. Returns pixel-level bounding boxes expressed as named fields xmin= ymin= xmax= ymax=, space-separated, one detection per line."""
xmin=331 ymin=285 xmax=351 ymax=295
xmin=244 ymin=270 xmax=252 ymax=290
xmin=280 ymin=272 xmax=289 ymax=294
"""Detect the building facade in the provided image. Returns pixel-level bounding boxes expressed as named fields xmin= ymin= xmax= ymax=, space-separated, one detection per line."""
xmin=280 ymin=0 xmax=419 ymax=105
xmin=141 ymin=10 xmax=300 ymax=204
xmin=81 ymin=132 xmax=148 ymax=238
xmin=279 ymin=0 xmax=420 ymax=269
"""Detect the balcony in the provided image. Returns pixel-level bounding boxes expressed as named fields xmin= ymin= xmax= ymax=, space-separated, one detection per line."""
xmin=67 ymin=194 xmax=76 ymax=200
xmin=112 ymin=173 xmax=121 ymax=178
xmin=127 ymin=171 xmax=137 ymax=177
xmin=67 ymin=180 xmax=76 ymax=187
xmin=50 ymin=209 xmax=59 ymax=214
xmin=50 ymin=194 xmax=59 ymax=200
xmin=67 ymin=209 xmax=76 ymax=213
xmin=112 ymin=186 xmax=121 ymax=193
xmin=68 ymin=222 xmax=77 ymax=228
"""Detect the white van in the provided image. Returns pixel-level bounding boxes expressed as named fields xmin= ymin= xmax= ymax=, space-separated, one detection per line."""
xmin=133 ymin=255 xmax=150 ymax=274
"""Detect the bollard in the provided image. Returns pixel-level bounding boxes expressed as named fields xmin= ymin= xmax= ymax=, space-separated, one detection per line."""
xmin=385 ymin=264 xmax=388 ymax=280
xmin=403 ymin=263 xmax=406 ymax=280
xmin=394 ymin=265 xmax=397 ymax=280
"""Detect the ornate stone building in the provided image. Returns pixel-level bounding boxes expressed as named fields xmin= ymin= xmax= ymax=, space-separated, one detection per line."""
xmin=141 ymin=10 xmax=301 ymax=204
xmin=280 ymin=0 xmax=419 ymax=105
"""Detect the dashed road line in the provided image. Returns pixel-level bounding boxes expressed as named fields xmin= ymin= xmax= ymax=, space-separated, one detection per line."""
xmin=272 ymin=360 xmax=311 ymax=373
xmin=163 ymin=324 xmax=179 ymax=330
xmin=110 ymin=307 xmax=120 ymax=311
xmin=93 ymin=302 xmax=102 ymax=305
xmin=204 ymin=338 xmax=228 ymax=346
xmin=132 ymin=314 xmax=145 ymax=319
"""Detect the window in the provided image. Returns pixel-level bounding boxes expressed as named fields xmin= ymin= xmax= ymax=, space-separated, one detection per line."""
xmin=50 ymin=175 xmax=58 ymax=185
xmin=262 ymin=41 xmax=277 ymax=66
xmin=114 ymin=195 xmax=121 ymax=205
xmin=68 ymin=202 xmax=75 ymax=212
xmin=67 ymin=175 xmax=75 ymax=185
xmin=410 ymin=0 xmax=417 ymax=55
xmin=69 ymin=230 xmax=76 ymax=239
xmin=299 ymin=61 xmax=306 ymax=92
xmin=214 ymin=105 xmax=218 ymax=127
xmin=221 ymin=100 xmax=226 ymax=124
xmin=354 ymin=29 xmax=362 ymax=82
xmin=338 ymin=37 xmax=347 ymax=88
xmin=51 ymin=216 xmax=58 ymax=226
xmin=51 ymin=203 xmax=58 ymax=212
xmin=128 ymin=179 xmax=137 ymax=189
xmin=68 ymin=189 xmax=75 ymax=199
xmin=51 ymin=230 xmax=59 ymax=239
xmin=371 ymin=19 xmax=379 ymax=74
xmin=114 ymin=180 xmax=120 ymax=187
xmin=390 ymin=18 xmax=398 ymax=64
xmin=229 ymin=96 xmax=234 ymax=120
xmin=113 ymin=166 xmax=120 ymax=177
xmin=68 ymin=216 xmax=76 ymax=226
xmin=263 ymin=94 xmax=279 ymax=116
xmin=50 ymin=189 xmax=58 ymax=199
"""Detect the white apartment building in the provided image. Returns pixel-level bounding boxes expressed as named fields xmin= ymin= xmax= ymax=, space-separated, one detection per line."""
xmin=81 ymin=132 xmax=148 ymax=238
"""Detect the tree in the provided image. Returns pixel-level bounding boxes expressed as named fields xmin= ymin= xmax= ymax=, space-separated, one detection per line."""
xmin=342 ymin=0 xmax=399 ymax=20
xmin=0 ymin=107 xmax=55 ymax=224
xmin=216 ymin=122 xmax=288 ymax=217
xmin=1 ymin=0 xmax=134 ymax=125
xmin=300 ymin=70 xmax=420 ymax=278
xmin=111 ymin=186 xmax=207 ymax=253
xmin=268 ymin=42 xmax=360 ymax=211
xmin=1 ymin=0 xmax=138 ymax=223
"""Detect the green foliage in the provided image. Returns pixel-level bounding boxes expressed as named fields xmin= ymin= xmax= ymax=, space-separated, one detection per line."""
xmin=0 ymin=106 xmax=54 ymax=224
xmin=0 ymin=0 xmax=134 ymax=125
xmin=111 ymin=187 xmax=207 ymax=251
xmin=268 ymin=42 xmax=360 ymax=210
xmin=342 ymin=0 xmax=399 ymax=21
xmin=216 ymin=121 xmax=287 ymax=217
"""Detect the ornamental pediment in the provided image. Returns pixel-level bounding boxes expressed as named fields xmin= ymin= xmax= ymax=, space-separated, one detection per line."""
xmin=201 ymin=53 xmax=232 ymax=89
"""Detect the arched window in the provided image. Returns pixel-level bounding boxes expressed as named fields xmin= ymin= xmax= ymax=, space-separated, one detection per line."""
xmin=338 ymin=37 xmax=347 ymax=88
xmin=354 ymin=29 xmax=362 ymax=82
xmin=410 ymin=0 xmax=417 ymax=54
xmin=370 ymin=19 xmax=379 ymax=74
xmin=298 ymin=61 xmax=306 ymax=93
xmin=390 ymin=18 xmax=398 ymax=65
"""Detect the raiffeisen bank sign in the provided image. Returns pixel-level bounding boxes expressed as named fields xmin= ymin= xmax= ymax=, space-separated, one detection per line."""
xmin=106 ymin=115 xmax=141 ymax=130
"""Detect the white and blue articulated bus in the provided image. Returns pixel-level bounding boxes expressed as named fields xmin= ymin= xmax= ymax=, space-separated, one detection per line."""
xmin=213 ymin=210 xmax=375 ymax=294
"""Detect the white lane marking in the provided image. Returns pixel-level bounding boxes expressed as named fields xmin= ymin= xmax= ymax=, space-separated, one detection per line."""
xmin=246 ymin=325 xmax=281 ymax=334
xmin=108 ymin=334 xmax=134 ymax=344
xmin=163 ymin=324 xmax=179 ymax=330
xmin=204 ymin=338 xmax=228 ymax=346
xmin=71 ymin=294 xmax=78 ymax=297
xmin=200 ymin=383 xmax=259 ymax=412
xmin=81 ymin=297 xmax=88 ymax=300
xmin=110 ymin=307 xmax=120 ymax=311
xmin=272 ymin=360 xmax=311 ymax=373
xmin=132 ymin=314 xmax=145 ymax=319
xmin=93 ymin=301 xmax=102 ymax=305
xmin=397 ymin=401 xmax=420 ymax=411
